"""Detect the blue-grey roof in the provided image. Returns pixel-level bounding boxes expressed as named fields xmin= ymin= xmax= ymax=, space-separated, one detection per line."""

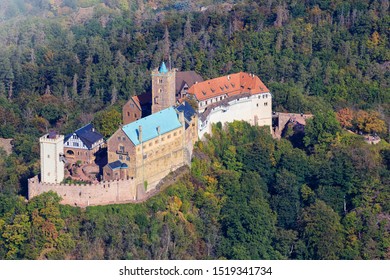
xmin=64 ymin=123 xmax=103 ymax=149
xmin=176 ymin=101 xmax=196 ymax=122
xmin=175 ymin=102 xmax=196 ymax=130
xmin=122 ymin=107 xmax=182 ymax=146
xmin=107 ymin=160 xmax=128 ymax=170
xmin=159 ymin=62 xmax=168 ymax=73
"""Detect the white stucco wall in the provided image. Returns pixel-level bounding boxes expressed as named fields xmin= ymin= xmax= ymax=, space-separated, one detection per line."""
xmin=40 ymin=134 xmax=65 ymax=184
xmin=199 ymin=93 xmax=272 ymax=138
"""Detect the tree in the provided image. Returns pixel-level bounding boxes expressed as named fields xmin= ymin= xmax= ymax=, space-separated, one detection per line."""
xmin=92 ymin=108 xmax=121 ymax=138
xmin=271 ymin=169 xmax=300 ymax=229
xmin=303 ymin=110 xmax=341 ymax=150
xmin=355 ymin=110 xmax=386 ymax=134
xmin=218 ymin=172 xmax=280 ymax=259
xmin=299 ymin=200 xmax=344 ymax=259
xmin=336 ymin=108 xmax=354 ymax=129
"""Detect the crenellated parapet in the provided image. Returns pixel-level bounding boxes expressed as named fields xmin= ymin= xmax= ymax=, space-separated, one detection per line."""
xmin=28 ymin=176 xmax=139 ymax=207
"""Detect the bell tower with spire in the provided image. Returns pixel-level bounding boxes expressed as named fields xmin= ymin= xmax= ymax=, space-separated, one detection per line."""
xmin=151 ymin=62 xmax=176 ymax=114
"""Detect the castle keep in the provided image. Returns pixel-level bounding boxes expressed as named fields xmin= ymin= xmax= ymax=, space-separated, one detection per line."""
xmin=28 ymin=63 xmax=272 ymax=207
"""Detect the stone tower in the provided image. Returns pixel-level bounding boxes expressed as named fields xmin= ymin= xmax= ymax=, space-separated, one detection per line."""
xmin=151 ymin=62 xmax=176 ymax=114
xmin=40 ymin=132 xmax=65 ymax=184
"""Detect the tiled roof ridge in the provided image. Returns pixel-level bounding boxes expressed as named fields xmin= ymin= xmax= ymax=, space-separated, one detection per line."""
xmin=188 ymin=72 xmax=269 ymax=101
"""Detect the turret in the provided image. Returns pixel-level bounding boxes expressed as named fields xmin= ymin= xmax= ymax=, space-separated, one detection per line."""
xmin=151 ymin=61 xmax=176 ymax=113
xmin=39 ymin=131 xmax=64 ymax=183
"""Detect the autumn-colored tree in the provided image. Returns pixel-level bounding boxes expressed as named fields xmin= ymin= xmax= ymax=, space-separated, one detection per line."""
xmin=355 ymin=110 xmax=386 ymax=134
xmin=336 ymin=108 xmax=354 ymax=129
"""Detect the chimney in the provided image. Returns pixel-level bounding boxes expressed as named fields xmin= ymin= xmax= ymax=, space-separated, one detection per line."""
xmin=227 ymin=75 xmax=230 ymax=80
xmin=138 ymin=125 xmax=142 ymax=142
xmin=179 ymin=111 xmax=185 ymax=125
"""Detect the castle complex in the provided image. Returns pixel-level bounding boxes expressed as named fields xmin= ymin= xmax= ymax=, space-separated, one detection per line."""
xmin=28 ymin=63 xmax=273 ymax=207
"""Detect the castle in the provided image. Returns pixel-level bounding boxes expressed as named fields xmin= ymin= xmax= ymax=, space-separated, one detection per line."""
xmin=28 ymin=63 xmax=272 ymax=207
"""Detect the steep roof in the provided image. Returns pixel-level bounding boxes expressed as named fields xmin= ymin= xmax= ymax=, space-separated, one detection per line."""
xmin=175 ymin=101 xmax=196 ymax=129
xmin=107 ymin=160 xmax=128 ymax=170
xmin=159 ymin=62 xmax=168 ymax=73
xmin=176 ymin=101 xmax=196 ymax=124
xmin=122 ymin=107 xmax=182 ymax=146
xmin=131 ymin=91 xmax=152 ymax=109
xmin=175 ymin=71 xmax=204 ymax=95
xmin=64 ymin=123 xmax=103 ymax=149
xmin=187 ymin=72 xmax=269 ymax=101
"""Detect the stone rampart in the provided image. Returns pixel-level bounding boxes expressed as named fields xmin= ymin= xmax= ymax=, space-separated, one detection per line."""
xmin=28 ymin=176 xmax=138 ymax=207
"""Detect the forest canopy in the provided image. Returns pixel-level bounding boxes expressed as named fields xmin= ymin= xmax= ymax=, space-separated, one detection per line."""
xmin=0 ymin=0 xmax=389 ymax=260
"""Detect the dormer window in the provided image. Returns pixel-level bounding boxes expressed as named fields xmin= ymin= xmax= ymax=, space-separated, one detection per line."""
xmin=202 ymin=90 xmax=206 ymax=95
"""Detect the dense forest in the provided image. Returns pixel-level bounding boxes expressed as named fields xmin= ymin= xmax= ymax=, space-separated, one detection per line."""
xmin=0 ymin=0 xmax=389 ymax=259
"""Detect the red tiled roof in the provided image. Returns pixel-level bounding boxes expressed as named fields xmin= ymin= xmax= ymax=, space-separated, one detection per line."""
xmin=187 ymin=72 xmax=269 ymax=101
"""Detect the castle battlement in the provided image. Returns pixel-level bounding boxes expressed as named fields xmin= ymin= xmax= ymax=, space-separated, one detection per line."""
xmin=28 ymin=175 xmax=140 ymax=207
xmin=39 ymin=134 xmax=64 ymax=143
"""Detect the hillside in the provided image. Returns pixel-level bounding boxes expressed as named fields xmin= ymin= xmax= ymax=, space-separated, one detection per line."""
xmin=0 ymin=0 xmax=389 ymax=260
xmin=1 ymin=122 xmax=389 ymax=259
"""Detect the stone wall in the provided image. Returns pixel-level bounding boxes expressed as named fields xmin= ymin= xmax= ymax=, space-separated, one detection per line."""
xmin=122 ymin=98 xmax=142 ymax=125
xmin=28 ymin=176 xmax=139 ymax=207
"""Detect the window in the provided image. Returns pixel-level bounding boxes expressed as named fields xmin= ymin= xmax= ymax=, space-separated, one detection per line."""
xmin=257 ymin=104 xmax=259 ymax=107
xmin=149 ymin=142 xmax=152 ymax=147
xmin=154 ymin=97 xmax=159 ymax=104
xmin=130 ymin=103 xmax=134 ymax=108
xmin=119 ymin=155 xmax=123 ymax=160
xmin=118 ymin=137 xmax=121 ymax=141
xmin=168 ymin=134 xmax=171 ymax=139
xmin=127 ymin=112 xmax=130 ymax=117
xmin=264 ymin=102 xmax=268 ymax=106
xmin=122 ymin=137 xmax=126 ymax=141
xmin=74 ymin=142 xmax=79 ymax=147
xmin=47 ymin=155 xmax=50 ymax=158
xmin=66 ymin=142 xmax=69 ymax=145
xmin=174 ymin=132 xmax=177 ymax=136
xmin=119 ymin=145 xmax=124 ymax=152
xmin=126 ymin=156 xmax=130 ymax=161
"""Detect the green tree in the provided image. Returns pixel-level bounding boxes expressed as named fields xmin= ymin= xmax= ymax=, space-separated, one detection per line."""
xmin=299 ymin=200 xmax=344 ymax=259
xmin=303 ymin=110 xmax=341 ymax=150
xmin=92 ymin=108 xmax=121 ymax=138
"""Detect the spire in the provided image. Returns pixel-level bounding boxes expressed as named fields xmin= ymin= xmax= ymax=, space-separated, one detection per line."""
xmin=159 ymin=61 xmax=168 ymax=74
